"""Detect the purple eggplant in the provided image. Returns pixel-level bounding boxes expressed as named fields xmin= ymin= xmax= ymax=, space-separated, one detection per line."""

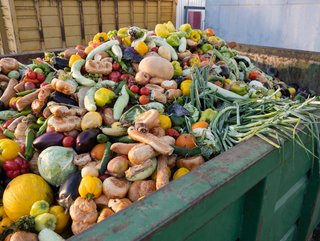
xmin=33 ymin=132 xmax=64 ymax=150
xmin=75 ymin=128 xmax=100 ymax=153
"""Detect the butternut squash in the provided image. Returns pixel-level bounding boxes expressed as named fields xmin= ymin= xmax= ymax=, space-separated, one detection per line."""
xmin=138 ymin=56 xmax=174 ymax=80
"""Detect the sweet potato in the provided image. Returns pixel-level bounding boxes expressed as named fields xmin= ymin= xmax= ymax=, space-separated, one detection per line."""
xmin=0 ymin=78 xmax=18 ymax=107
xmin=134 ymin=109 xmax=160 ymax=133
xmin=128 ymin=143 xmax=158 ymax=165
xmin=128 ymin=127 xmax=174 ymax=155
xmin=110 ymin=143 xmax=138 ymax=155
xmin=156 ymin=155 xmax=170 ymax=190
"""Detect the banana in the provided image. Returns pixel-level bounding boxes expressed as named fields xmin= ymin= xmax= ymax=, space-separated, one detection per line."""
xmin=125 ymin=158 xmax=157 ymax=181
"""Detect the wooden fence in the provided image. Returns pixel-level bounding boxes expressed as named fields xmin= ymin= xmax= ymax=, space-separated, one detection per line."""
xmin=0 ymin=0 xmax=177 ymax=54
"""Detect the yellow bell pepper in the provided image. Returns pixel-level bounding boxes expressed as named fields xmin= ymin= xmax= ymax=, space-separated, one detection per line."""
xmin=93 ymin=32 xmax=109 ymax=43
xmin=94 ymin=88 xmax=116 ymax=107
xmin=189 ymin=30 xmax=201 ymax=42
xmin=155 ymin=24 xmax=170 ymax=38
xmin=9 ymin=96 xmax=21 ymax=108
xmin=180 ymin=79 xmax=192 ymax=96
xmin=173 ymin=167 xmax=189 ymax=180
xmin=68 ymin=54 xmax=83 ymax=68
xmin=49 ymin=205 xmax=70 ymax=234
xmin=0 ymin=206 xmax=13 ymax=234
xmin=134 ymin=41 xmax=149 ymax=56
xmin=30 ymin=200 xmax=50 ymax=217
xmin=159 ymin=114 xmax=172 ymax=130
xmin=179 ymin=23 xmax=192 ymax=38
xmin=189 ymin=55 xmax=200 ymax=67
xmin=78 ymin=176 xmax=103 ymax=199
xmin=80 ymin=111 xmax=103 ymax=131
xmin=208 ymin=36 xmax=219 ymax=45
xmin=117 ymin=27 xmax=129 ymax=38
xmin=122 ymin=36 xmax=132 ymax=46
xmin=165 ymin=21 xmax=176 ymax=32
xmin=0 ymin=139 xmax=20 ymax=163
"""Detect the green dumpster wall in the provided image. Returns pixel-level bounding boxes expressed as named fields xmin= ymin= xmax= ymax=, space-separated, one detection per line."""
xmin=69 ymin=127 xmax=319 ymax=241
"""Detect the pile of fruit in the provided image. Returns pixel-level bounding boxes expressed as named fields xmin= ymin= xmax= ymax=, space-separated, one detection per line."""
xmin=0 ymin=21 xmax=319 ymax=240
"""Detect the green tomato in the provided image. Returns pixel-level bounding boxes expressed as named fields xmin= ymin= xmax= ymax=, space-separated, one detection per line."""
xmin=34 ymin=67 xmax=44 ymax=74
xmin=8 ymin=70 xmax=20 ymax=79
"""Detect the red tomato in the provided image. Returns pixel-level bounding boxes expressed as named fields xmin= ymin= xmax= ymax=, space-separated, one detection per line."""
xmin=26 ymin=69 xmax=37 ymax=79
xmin=130 ymin=85 xmax=140 ymax=94
xmin=109 ymin=71 xmax=121 ymax=82
xmin=119 ymin=74 xmax=129 ymax=81
xmin=24 ymin=82 xmax=36 ymax=90
xmin=62 ymin=136 xmax=75 ymax=147
xmin=165 ymin=128 xmax=180 ymax=138
xmin=76 ymin=50 xmax=87 ymax=59
xmin=249 ymin=71 xmax=261 ymax=80
xmin=75 ymin=45 xmax=86 ymax=51
xmin=151 ymin=47 xmax=158 ymax=52
xmin=139 ymin=87 xmax=150 ymax=96
xmin=36 ymin=73 xmax=46 ymax=82
xmin=20 ymin=144 xmax=26 ymax=155
xmin=139 ymin=95 xmax=150 ymax=105
xmin=112 ymin=63 xmax=121 ymax=71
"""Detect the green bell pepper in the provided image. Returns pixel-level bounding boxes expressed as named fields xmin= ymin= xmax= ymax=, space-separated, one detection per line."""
xmin=166 ymin=34 xmax=181 ymax=47
xmin=172 ymin=61 xmax=182 ymax=76
xmin=201 ymin=43 xmax=213 ymax=53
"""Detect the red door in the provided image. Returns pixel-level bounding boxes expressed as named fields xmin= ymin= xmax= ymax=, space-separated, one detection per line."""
xmin=188 ymin=11 xmax=202 ymax=29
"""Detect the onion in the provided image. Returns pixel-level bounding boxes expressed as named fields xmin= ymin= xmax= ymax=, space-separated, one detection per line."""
xmin=102 ymin=177 xmax=130 ymax=199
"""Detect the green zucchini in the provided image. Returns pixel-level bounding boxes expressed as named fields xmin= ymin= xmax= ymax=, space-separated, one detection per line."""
xmin=173 ymin=145 xmax=202 ymax=157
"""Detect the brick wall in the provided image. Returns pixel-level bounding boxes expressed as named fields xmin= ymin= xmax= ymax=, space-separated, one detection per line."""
xmin=205 ymin=0 xmax=320 ymax=51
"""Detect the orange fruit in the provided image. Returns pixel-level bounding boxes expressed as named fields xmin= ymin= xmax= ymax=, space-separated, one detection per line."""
xmin=90 ymin=143 xmax=106 ymax=161
xmin=175 ymin=134 xmax=196 ymax=148
xmin=191 ymin=121 xmax=209 ymax=130
xmin=204 ymin=28 xmax=215 ymax=37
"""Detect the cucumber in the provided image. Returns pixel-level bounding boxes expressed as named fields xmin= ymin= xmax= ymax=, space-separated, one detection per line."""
xmin=99 ymin=142 xmax=112 ymax=175
xmin=86 ymin=40 xmax=120 ymax=61
xmin=111 ymin=135 xmax=136 ymax=143
xmin=111 ymin=44 xmax=123 ymax=62
xmin=71 ymin=60 xmax=96 ymax=86
xmin=173 ymin=145 xmax=202 ymax=157
xmin=113 ymin=85 xmax=129 ymax=120
xmin=178 ymin=37 xmax=187 ymax=53
xmin=152 ymin=36 xmax=178 ymax=61
xmin=84 ymin=87 xmax=96 ymax=111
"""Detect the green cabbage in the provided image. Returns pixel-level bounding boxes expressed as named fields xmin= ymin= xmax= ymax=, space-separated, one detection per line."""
xmin=38 ymin=146 xmax=76 ymax=187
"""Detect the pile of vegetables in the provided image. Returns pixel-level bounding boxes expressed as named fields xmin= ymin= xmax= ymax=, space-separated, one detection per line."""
xmin=0 ymin=21 xmax=319 ymax=240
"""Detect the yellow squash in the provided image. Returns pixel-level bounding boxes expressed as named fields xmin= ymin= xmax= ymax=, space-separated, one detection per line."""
xmin=3 ymin=174 xmax=53 ymax=221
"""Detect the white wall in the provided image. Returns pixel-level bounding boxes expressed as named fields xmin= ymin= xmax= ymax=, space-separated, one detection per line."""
xmin=204 ymin=0 xmax=320 ymax=52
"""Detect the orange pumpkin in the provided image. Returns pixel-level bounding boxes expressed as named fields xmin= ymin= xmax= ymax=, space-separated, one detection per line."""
xmin=175 ymin=134 xmax=197 ymax=148
xmin=191 ymin=121 xmax=209 ymax=130
xmin=90 ymin=143 xmax=106 ymax=161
